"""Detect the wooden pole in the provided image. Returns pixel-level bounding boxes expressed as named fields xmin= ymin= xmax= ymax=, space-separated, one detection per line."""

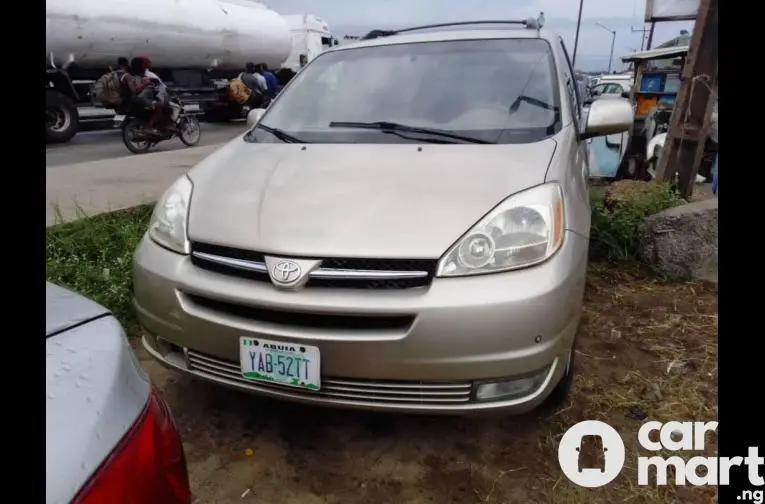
xmin=646 ymin=22 xmax=656 ymax=50
xmin=653 ymin=0 xmax=717 ymax=199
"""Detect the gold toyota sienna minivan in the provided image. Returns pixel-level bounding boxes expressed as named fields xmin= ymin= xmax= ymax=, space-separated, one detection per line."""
xmin=133 ymin=18 xmax=633 ymax=414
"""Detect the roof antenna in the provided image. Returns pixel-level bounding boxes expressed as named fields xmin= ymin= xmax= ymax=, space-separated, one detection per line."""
xmin=526 ymin=11 xmax=545 ymax=31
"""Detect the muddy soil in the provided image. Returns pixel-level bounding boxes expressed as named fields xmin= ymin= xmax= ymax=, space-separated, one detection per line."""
xmin=137 ymin=264 xmax=718 ymax=504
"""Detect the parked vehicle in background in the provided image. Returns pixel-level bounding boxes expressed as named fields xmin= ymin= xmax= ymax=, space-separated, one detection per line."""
xmin=45 ymin=0 xmax=293 ymax=142
xmin=587 ymin=81 xmax=630 ymax=101
xmin=133 ymin=16 xmax=633 ymax=415
xmin=46 ymin=283 xmax=190 ymax=504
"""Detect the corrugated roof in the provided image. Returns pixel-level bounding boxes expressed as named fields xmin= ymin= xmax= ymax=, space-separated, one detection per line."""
xmin=621 ymin=46 xmax=689 ymax=62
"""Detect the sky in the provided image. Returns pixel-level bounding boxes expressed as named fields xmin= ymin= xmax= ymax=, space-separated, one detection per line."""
xmin=263 ymin=0 xmax=694 ymax=72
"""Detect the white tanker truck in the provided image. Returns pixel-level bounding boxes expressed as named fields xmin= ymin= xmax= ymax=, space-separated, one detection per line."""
xmin=281 ymin=14 xmax=337 ymax=72
xmin=46 ymin=0 xmax=295 ymax=143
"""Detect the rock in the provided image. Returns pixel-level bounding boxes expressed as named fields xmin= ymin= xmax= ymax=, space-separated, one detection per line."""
xmin=641 ymin=382 xmax=663 ymax=402
xmin=628 ymin=406 xmax=648 ymax=421
xmin=638 ymin=198 xmax=718 ymax=283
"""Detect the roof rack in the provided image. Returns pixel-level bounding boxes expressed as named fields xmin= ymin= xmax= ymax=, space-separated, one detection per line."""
xmin=360 ymin=14 xmax=545 ymax=40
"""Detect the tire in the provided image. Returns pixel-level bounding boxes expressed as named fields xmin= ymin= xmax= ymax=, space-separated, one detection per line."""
xmin=46 ymin=90 xmax=79 ymax=144
xmin=121 ymin=118 xmax=153 ymax=154
xmin=178 ymin=116 xmax=202 ymax=147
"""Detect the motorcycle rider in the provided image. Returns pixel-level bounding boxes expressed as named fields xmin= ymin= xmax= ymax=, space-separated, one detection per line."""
xmin=240 ymin=62 xmax=267 ymax=108
xmin=258 ymin=63 xmax=279 ymax=98
xmin=121 ymin=57 xmax=165 ymax=135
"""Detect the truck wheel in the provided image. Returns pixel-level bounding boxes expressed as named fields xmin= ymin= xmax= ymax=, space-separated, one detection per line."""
xmin=46 ymin=91 xmax=79 ymax=144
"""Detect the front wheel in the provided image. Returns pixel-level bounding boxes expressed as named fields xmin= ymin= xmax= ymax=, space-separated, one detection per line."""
xmin=122 ymin=118 xmax=153 ymax=154
xmin=178 ymin=116 xmax=201 ymax=147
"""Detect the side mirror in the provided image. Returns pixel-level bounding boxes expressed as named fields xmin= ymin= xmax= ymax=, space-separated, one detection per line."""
xmin=621 ymin=91 xmax=631 ymax=99
xmin=583 ymin=97 xmax=594 ymax=106
xmin=246 ymin=108 xmax=266 ymax=128
xmin=581 ymin=98 xmax=633 ymax=139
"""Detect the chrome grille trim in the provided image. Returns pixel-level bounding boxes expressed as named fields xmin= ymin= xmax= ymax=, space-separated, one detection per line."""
xmin=187 ymin=350 xmax=473 ymax=404
xmin=191 ymin=251 xmax=429 ymax=280
xmin=192 ymin=251 xmax=268 ymax=273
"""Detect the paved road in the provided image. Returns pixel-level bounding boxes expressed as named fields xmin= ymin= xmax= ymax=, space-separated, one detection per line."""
xmin=46 ymin=121 xmax=245 ymax=167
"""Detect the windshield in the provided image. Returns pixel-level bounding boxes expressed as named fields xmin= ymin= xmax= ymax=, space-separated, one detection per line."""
xmin=246 ymin=38 xmax=561 ymax=145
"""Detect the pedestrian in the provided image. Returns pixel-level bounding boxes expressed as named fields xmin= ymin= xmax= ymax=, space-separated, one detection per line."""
xmin=709 ymin=98 xmax=718 ymax=194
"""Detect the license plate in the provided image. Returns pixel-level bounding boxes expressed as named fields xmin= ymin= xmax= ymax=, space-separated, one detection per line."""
xmin=113 ymin=114 xmax=125 ymax=123
xmin=240 ymin=337 xmax=321 ymax=390
xmin=183 ymin=103 xmax=200 ymax=113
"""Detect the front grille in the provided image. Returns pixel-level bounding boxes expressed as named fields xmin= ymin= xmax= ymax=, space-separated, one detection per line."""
xmin=186 ymin=350 xmax=473 ymax=405
xmin=185 ymin=294 xmax=414 ymax=332
xmin=190 ymin=242 xmax=437 ymax=289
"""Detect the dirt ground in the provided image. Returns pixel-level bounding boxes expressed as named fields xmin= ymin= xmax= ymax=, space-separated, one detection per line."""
xmin=137 ymin=263 xmax=718 ymax=504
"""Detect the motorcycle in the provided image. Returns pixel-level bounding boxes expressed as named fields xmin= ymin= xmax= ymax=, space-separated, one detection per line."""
xmin=113 ymin=95 xmax=202 ymax=154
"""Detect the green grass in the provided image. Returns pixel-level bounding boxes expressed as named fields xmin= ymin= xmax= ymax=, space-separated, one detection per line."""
xmin=46 ymin=204 xmax=154 ymax=333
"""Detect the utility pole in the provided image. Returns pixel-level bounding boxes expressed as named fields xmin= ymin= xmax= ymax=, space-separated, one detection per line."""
xmin=631 ymin=25 xmax=649 ymax=50
xmin=595 ymin=23 xmax=616 ymax=73
xmin=654 ymin=0 xmax=718 ymax=199
xmin=572 ymin=0 xmax=584 ymax=66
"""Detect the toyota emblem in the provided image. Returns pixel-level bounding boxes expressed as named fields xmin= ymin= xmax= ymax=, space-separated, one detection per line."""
xmin=272 ymin=260 xmax=302 ymax=284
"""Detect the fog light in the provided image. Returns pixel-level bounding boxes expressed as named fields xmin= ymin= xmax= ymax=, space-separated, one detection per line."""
xmin=475 ymin=367 xmax=549 ymax=402
xmin=156 ymin=336 xmax=182 ymax=357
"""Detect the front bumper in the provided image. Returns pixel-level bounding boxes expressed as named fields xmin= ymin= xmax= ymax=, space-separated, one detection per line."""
xmin=133 ymin=231 xmax=589 ymax=414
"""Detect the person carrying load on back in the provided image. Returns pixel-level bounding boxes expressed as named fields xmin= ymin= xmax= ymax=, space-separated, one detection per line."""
xmin=121 ymin=57 xmax=164 ymax=134
xmin=230 ymin=62 xmax=267 ymax=109
xmin=91 ymin=57 xmax=131 ymax=109
xmin=117 ymin=57 xmax=130 ymax=75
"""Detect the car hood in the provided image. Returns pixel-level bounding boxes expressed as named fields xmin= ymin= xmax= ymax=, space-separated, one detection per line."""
xmin=187 ymin=139 xmax=557 ymax=258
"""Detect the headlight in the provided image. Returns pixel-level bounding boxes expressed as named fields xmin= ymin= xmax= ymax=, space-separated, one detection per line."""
xmin=148 ymin=175 xmax=193 ymax=254
xmin=437 ymin=183 xmax=564 ymax=277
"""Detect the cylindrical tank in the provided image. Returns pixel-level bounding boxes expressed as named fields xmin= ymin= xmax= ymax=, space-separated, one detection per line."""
xmin=45 ymin=0 xmax=293 ymax=70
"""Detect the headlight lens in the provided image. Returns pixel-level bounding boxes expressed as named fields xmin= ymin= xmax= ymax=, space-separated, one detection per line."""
xmin=437 ymin=183 xmax=564 ymax=277
xmin=148 ymin=175 xmax=193 ymax=254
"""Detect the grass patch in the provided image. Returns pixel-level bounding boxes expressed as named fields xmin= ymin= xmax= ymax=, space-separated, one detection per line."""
xmin=590 ymin=182 xmax=685 ymax=263
xmin=46 ymin=204 xmax=153 ymax=332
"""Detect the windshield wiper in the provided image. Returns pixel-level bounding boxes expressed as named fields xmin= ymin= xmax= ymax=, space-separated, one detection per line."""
xmin=509 ymin=95 xmax=560 ymax=114
xmin=328 ymin=121 xmax=494 ymax=144
xmin=255 ymin=123 xmax=308 ymax=143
